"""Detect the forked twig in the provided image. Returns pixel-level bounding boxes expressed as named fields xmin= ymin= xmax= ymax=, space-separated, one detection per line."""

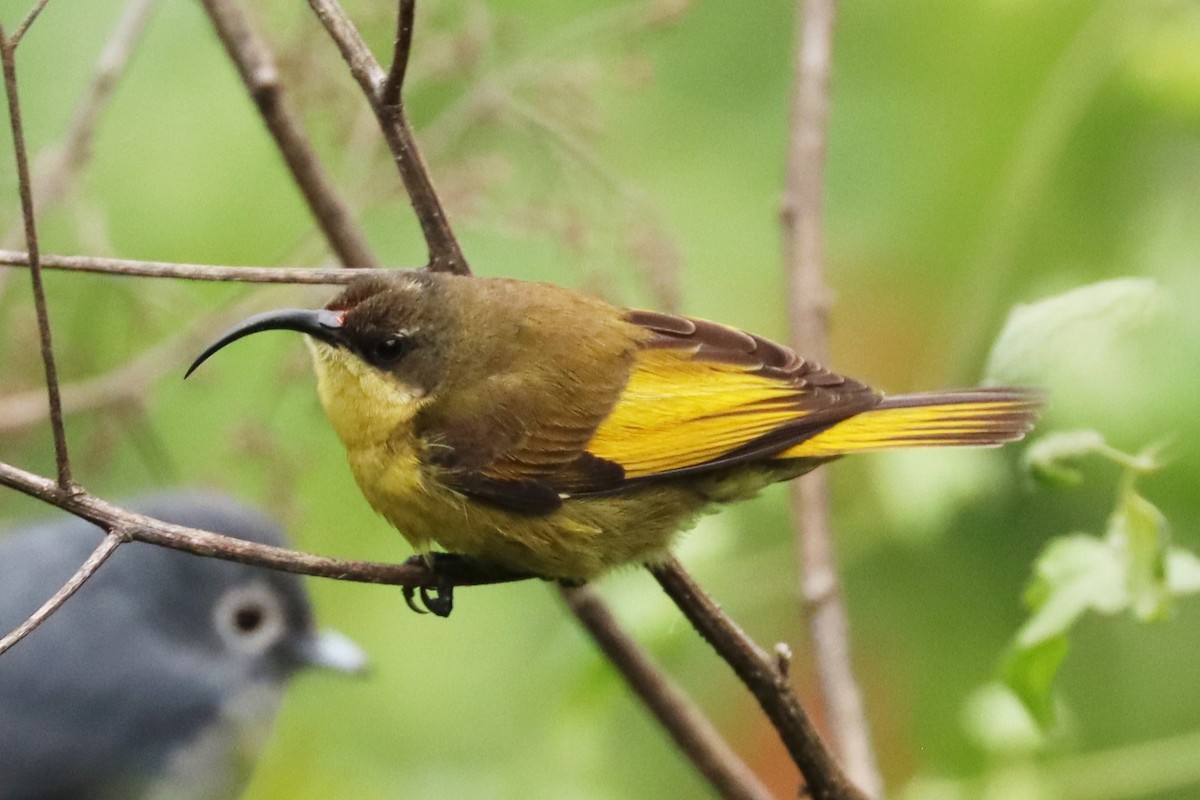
xmin=306 ymin=0 xmax=469 ymax=275
xmin=781 ymin=1 xmax=881 ymax=796
xmin=10 ymin=0 xmax=53 ymax=47
xmin=650 ymin=558 xmax=868 ymax=800
xmin=0 ymin=530 xmax=125 ymax=657
xmin=200 ymin=0 xmax=378 ymax=269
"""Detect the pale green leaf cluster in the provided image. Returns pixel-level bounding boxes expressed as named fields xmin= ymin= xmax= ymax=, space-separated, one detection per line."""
xmin=1004 ymin=432 xmax=1196 ymax=727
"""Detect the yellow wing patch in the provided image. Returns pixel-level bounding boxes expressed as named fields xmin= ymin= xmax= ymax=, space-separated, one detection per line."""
xmin=584 ymin=348 xmax=811 ymax=478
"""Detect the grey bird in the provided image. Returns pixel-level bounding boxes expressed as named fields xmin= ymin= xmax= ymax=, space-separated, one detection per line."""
xmin=0 ymin=491 xmax=367 ymax=800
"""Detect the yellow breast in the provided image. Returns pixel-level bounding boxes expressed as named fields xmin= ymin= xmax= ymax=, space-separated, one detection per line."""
xmin=307 ymin=341 xmax=439 ymax=546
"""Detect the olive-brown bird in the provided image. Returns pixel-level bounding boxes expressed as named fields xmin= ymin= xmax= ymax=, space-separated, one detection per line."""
xmin=188 ymin=272 xmax=1038 ymax=597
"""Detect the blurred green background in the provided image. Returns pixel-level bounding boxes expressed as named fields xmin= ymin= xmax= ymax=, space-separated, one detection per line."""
xmin=2 ymin=0 xmax=1200 ymax=797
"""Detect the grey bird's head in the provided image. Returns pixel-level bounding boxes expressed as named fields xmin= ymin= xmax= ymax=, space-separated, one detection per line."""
xmin=0 ymin=491 xmax=366 ymax=800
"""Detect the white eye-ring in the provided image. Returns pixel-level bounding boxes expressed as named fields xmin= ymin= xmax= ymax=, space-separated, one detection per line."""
xmin=213 ymin=582 xmax=286 ymax=656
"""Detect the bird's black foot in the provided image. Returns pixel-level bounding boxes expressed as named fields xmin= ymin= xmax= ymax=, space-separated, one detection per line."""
xmin=401 ymin=553 xmax=458 ymax=617
xmin=400 ymin=552 xmax=536 ymax=618
xmin=402 ymin=583 xmax=454 ymax=617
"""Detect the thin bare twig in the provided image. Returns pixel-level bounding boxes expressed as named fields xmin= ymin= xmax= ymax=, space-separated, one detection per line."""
xmin=1 ymin=30 xmax=72 ymax=490
xmin=649 ymin=558 xmax=868 ymax=800
xmin=0 ymin=530 xmax=125 ymax=657
xmin=306 ymin=0 xmax=469 ymax=275
xmin=780 ymin=1 xmax=881 ymax=796
xmin=0 ymin=250 xmax=384 ymax=282
xmin=10 ymin=0 xmax=53 ymax=47
xmin=380 ymin=0 xmax=414 ymax=108
xmin=199 ymin=0 xmax=378 ymax=269
xmin=560 ymin=585 xmax=775 ymax=800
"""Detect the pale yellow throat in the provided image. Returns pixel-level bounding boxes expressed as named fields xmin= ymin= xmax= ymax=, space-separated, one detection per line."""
xmin=305 ymin=340 xmax=433 ymax=537
xmin=306 ymin=340 xmax=426 ymax=448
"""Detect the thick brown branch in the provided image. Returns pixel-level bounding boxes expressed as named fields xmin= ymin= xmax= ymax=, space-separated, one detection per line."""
xmin=306 ymin=0 xmax=469 ymax=275
xmin=781 ymin=2 xmax=882 ymax=796
xmin=0 ymin=461 xmax=529 ymax=591
xmin=0 ymin=530 xmax=125 ymax=657
xmin=200 ymin=0 xmax=379 ymax=269
xmin=649 ymin=558 xmax=868 ymax=800
xmin=1 ymin=31 xmax=72 ymax=489
xmin=560 ymin=585 xmax=775 ymax=800
xmin=0 ymin=250 xmax=385 ymax=283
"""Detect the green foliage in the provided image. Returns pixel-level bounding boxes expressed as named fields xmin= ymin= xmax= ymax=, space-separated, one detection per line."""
xmin=1004 ymin=433 xmax=1199 ymax=728
xmin=984 ymin=277 xmax=1167 ymax=388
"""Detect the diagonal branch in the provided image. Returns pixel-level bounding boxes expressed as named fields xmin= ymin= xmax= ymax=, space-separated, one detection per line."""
xmin=649 ymin=558 xmax=868 ymax=800
xmin=560 ymin=585 xmax=775 ymax=800
xmin=780 ymin=1 xmax=882 ymax=796
xmin=199 ymin=0 xmax=379 ymax=269
xmin=0 ymin=529 xmax=125 ymax=657
xmin=1 ymin=29 xmax=72 ymax=489
xmin=306 ymin=0 xmax=469 ymax=275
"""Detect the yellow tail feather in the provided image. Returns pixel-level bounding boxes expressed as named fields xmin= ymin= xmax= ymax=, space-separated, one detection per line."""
xmin=777 ymin=389 xmax=1040 ymax=459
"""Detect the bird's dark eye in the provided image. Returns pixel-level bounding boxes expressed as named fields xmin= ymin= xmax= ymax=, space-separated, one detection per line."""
xmin=214 ymin=583 xmax=286 ymax=654
xmin=234 ymin=603 xmax=265 ymax=634
xmin=370 ymin=334 xmax=410 ymax=365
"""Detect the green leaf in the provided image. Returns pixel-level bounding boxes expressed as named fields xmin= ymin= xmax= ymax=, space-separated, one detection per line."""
xmin=1021 ymin=429 xmax=1107 ymax=487
xmin=1109 ymin=483 xmax=1171 ymax=620
xmin=1167 ymin=548 xmax=1200 ymax=595
xmin=961 ymin=683 xmax=1046 ymax=756
xmin=984 ymin=277 xmax=1166 ymax=385
xmin=1003 ymin=636 xmax=1069 ymax=727
xmin=1018 ymin=534 xmax=1126 ymax=648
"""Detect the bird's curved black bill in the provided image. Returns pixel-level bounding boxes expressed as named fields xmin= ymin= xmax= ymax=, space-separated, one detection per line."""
xmin=185 ymin=308 xmax=345 ymax=378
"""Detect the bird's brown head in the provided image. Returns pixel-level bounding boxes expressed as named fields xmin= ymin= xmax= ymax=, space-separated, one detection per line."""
xmin=187 ymin=272 xmax=454 ymax=444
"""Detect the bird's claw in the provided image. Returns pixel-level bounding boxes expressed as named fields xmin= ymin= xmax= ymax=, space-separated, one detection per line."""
xmin=401 ymin=582 xmax=454 ymax=617
xmin=402 ymin=585 xmax=428 ymax=615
